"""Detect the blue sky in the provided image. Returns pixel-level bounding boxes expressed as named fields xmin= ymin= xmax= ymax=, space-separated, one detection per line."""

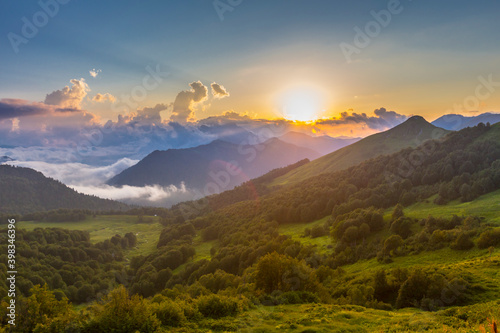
xmin=1 ymin=0 xmax=500 ymax=123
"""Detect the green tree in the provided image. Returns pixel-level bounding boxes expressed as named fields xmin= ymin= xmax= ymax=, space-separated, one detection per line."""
xmin=392 ymin=204 xmax=404 ymax=221
xmin=383 ymin=235 xmax=404 ymax=257
xmin=390 ymin=217 xmax=413 ymax=239
xmin=373 ymin=269 xmax=391 ymax=302
xmin=451 ymin=232 xmax=474 ymax=250
xmin=84 ymin=285 xmax=160 ymax=332
xmin=17 ymin=284 xmax=76 ymax=333
xmin=255 ymin=252 xmax=316 ymax=294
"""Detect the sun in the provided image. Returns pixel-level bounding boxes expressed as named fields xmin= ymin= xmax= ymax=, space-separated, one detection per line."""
xmin=280 ymin=86 xmax=324 ymax=122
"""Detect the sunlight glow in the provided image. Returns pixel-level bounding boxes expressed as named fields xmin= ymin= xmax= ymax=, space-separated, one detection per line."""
xmin=279 ymin=86 xmax=325 ymax=122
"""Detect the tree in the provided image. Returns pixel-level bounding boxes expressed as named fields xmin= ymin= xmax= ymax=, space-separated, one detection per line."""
xmin=390 ymin=217 xmax=413 ymax=239
xmin=17 ymin=284 xmax=76 ymax=332
xmin=373 ymin=269 xmax=391 ymax=302
xmin=255 ymin=252 xmax=316 ymax=294
xmin=396 ymin=269 xmax=430 ymax=308
xmin=383 ymin=235 xmax=404 ymax=256
xmin=392 ymin=204 xmax=404 ymax=221
xmin=451 ymin=232 xmax=474 ymax=250
xmin=84 ymin=285 xmax=160 ymax=332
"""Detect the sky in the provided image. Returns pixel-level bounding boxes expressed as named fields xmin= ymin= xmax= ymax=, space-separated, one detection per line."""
xmin=2 ymin=0 xmax=500 ymax=125
xmin=1 ymin=0 xmax=500 ymax=205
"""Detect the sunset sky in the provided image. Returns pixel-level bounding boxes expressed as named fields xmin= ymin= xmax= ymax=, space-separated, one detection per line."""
xmin=2 ymin=0 xmax=500 ymax=130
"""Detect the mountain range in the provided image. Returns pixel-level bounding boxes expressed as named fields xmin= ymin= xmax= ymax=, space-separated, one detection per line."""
xmin=278 ymin=131 xmax=360 ymax=155
xmin=431 ymin=112 xmax=500 ymax=130
xmin=107 ymin=137 xmax=321 ymax=193
xmin=270 ymin=116 xmax=449 ymax=186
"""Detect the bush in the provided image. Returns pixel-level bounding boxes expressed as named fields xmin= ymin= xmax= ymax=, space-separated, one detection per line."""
xmin=277 ymin=291 xmax=319 ymax=304
xmin=153 ymin=299 xmax=186 ymax=327
xmin=196 ymin=294 xmax=240 ymax=318
xmin=451 ymin=233 xmax=475 ymax=250
xmin=477 ymin=229 xmax=500 ymax=249
xmin=310 ymin=225 xmax=328 ymax=238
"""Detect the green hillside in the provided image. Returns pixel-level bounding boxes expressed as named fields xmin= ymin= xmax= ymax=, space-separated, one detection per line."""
xmin=4 ymin=122 xmax=500 ymax=332
xmin=271 ymin=116 xmax=449 ymax=186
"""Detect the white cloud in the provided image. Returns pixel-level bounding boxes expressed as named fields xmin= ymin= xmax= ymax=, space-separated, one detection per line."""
xmin=44 ymin=78 xmax=90 ymax=109
xmin=89 ymin=69 xmax=102 ymax=78
xmin=69 ymin=183 xmax=190 ymax=204
xmin=5 ymin=158 xmax=138 ymax=186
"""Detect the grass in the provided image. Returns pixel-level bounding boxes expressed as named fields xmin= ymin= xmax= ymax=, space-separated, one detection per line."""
xmin=19 ymin=215 xmax=164 ymax=258
xmin=279 ymin=216 xmax=332 ymax=253
xmin=402 ymin=190 xmax=500 ymax=226
xmin=166 ymin=301 xmax=500 ymax=332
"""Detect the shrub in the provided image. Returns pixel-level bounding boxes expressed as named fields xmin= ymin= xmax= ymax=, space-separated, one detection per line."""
xmin=310 ymin=225 xmax=328 ymax=238
xmin=153 ymin=299 xmax=186 ymax=327
xmin=277 ymin=291 xmax=319 ymax=304
xmin=196 ymin=294 xmax=240 ymax=318
xmin=477 ymin=229 xmax=500 ymax=249
xmin=451 ymin=233 xmax=475 ymax=250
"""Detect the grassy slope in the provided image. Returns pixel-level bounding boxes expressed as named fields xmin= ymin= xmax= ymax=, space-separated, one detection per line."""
xmin=20 ymin=215 xmax=164 ymax=258
xmin=20 ymin=189 xmax=500 ymax=331
xmin=271 ymin=117 xmax=448 ymax=186
xmin=167 ymin=301 xmax=500 ymax=332
xmin=402 ymin=190 xmax=500 ymax=226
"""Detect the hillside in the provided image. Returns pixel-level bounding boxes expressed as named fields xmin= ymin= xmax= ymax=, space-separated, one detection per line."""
xmin=107 ymin=138 xmax=320 ymax=192
xmin=0 ymin=165 xmax=129 ymax=215
xmin=270 ymin=116 xmax=449 ymax=186
xmin=432 ymin=112 xmax=500 ymax=130
xmin=279 ymin=131 xmax=360 ymax=155
xmin=3 ymin=122 xmax=500 ymax=331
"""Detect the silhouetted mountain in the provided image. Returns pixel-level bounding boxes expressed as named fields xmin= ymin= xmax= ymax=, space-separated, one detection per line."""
xmin=0 ymin=165 xmax=129 ymax=215
xmin=198 ymin=123 xmax=259 ymax=144
xmin=279 ymin=131 xmax=360 ymax=155
xmin=107 ymin=138 xmax=320 ymax=192
xmin=271 ymin=116 xmax=449 ymax=185
xmin=432 ymin=112 xmax=500 ymax=130
xmin=0 ymin=156 xmax=14 ymax=164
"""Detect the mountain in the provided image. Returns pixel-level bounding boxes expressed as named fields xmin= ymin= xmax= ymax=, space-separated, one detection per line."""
xmin=0 ymin=156 xmax=14 ymax=164
xmin=432 ymin=112 xmax=500 ymax=130
xmin=270 ymin=116 xmax=450 ymax=186
xmin=107 ymin=138 xmax=320 ymax=192
xmin=279 ymin=131 xmax=360 ymax=155
xmin=0 ymin=165 xmax=129 ymax=215
xmin=198 ymin=123 xmax=259 ymax=145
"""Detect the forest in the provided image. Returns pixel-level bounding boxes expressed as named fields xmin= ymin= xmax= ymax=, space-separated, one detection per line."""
xmin=1 ymin=123 xmax=500 ymax=332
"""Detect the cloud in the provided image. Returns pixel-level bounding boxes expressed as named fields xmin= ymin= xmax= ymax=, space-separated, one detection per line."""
xmin=69 ymin=183 xmax=192 ymax=206
xmin=170 ymin=81 xmax=208 ymax=124
xmin=89 ymin=69 xmax=101 ymax=78
xmin=316 ymin=108 xmax=408 ymax=130
xmin=211 ymin=82 xmax=230 ymax=99
xmin=44 ymin=78 xmax=90 ymax=109
xmin=6 ymin=158 xmax=139 ymax=186
xmin=5 ymin=158 xmax=193 ymax=207
xmin=92 ymin=93 xmax=116 ymax=103
xmin=0 ymin=99 xmax=52 ymax=119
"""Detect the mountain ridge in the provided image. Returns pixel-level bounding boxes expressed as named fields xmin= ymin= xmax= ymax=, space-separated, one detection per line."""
xmin=107 ymin=138 xmax=321 ymax=193
xmin=270 ymin=116 xmax=450 ymax=186
xmin=0 ymin=165 xmax=129 ymax=215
